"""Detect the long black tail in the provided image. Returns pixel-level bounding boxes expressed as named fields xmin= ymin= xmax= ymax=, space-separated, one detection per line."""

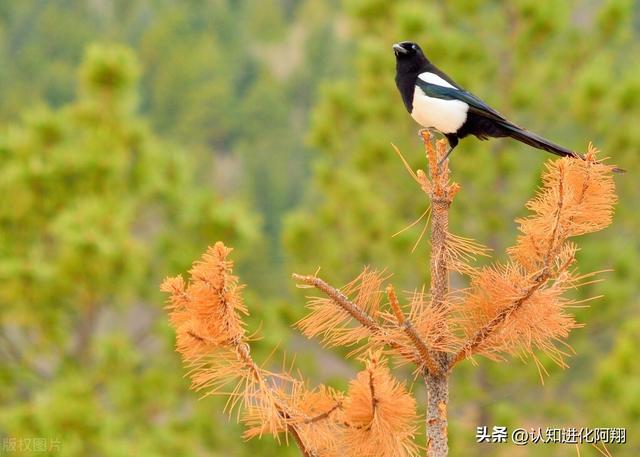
xmin=502 ymin=123 xmax=625 ymax=172
xmin=502 ymin=123 xmax=577 ymax=158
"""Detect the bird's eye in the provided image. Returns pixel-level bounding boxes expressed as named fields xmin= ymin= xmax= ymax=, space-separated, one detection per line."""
xmin=412 ymin=44 xmax=417 ymax=50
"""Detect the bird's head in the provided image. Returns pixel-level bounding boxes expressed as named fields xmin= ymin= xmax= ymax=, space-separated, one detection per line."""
xmin=393 ymin=41 xmax=429 ymax=71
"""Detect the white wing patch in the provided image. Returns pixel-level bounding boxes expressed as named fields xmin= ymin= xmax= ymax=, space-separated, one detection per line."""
xmin=411 ymin=85 xmax=468 ymax=134
xmin=418 ymin=72 xmax=458 ymax=89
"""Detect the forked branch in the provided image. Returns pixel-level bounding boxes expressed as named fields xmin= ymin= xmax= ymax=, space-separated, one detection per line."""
xmin=386 ymin=284 xmax=441 ymax=376
xmin=292 ymin=273 xmax=437 ymax=372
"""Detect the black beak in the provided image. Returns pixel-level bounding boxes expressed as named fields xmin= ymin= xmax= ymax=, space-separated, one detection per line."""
xmin=392 ymin=43 xmax=408 ymax=55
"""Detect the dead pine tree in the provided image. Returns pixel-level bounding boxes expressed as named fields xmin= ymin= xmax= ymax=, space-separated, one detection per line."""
xmin=161 ymin=131 xmax=619 ymax=457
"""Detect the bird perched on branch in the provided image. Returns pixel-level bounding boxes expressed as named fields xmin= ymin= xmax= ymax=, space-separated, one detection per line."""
xmin=393 ymin=41 xmax=581 ymax=164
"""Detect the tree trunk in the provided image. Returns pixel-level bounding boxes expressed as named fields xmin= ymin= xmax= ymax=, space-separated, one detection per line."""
xmin=425 ymin=372 xmax=449 ymax=457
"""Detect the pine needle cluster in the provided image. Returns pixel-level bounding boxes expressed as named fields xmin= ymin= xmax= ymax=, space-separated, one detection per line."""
xmin=161 ymin=135 xmax=619 ymax=456
xmin=454 ymin=145 xmax=618 ymax=368
xmin=162 ymin=243 xmax=420 ymax=457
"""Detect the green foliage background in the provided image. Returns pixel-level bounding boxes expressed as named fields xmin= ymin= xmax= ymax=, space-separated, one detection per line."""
xmin=0 ymin=1 xmax=638 ymax=456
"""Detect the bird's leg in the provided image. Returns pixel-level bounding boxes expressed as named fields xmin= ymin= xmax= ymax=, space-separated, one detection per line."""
xmin=437 ymin=146 xmax=455 ymax=168
xmin=438 ymin=134 xmax=459 ymax=169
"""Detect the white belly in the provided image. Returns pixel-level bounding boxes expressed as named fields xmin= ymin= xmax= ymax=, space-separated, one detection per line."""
xmin=410 ymin=86 xmax=468 ymax=134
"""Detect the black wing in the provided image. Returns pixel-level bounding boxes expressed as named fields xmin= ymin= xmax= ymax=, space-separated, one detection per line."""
xmin=415 ymin=79 xmax=578 ymax=158
xmin=415 ymin=79 xmax=509 ymax=124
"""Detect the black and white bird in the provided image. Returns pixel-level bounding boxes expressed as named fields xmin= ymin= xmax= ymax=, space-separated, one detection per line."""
xmin=393 ymin=41 xmax=579 ymax=163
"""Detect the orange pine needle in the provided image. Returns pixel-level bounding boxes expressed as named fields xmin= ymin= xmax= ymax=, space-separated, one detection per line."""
xmin=454 ymin=150 xmax=617 ymax=370
xmin=341 ymin=354 xmax=420 ymax=457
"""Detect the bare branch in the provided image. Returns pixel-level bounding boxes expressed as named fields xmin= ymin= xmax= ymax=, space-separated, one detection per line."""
xmin=387 ymin=284 xmax=441 ymax=376
xmin=293 ymin=274 xmax=427 ymax=367
xmin=305 ymin=401 xmax=343 ymax=424
xmin=386 ymin=284 xmax=405 ymax=324
xmin=292 ymin=274 xmax=379 ymax=329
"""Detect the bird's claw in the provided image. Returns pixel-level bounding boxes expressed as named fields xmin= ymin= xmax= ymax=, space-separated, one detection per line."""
xmin=418 ymin=128 xmax=431 ymax=138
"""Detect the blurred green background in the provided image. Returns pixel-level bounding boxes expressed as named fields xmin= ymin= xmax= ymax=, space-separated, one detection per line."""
xmin=0 ymin=1 xmax=638 ymax=456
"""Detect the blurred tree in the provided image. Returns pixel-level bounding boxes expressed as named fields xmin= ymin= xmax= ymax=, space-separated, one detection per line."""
xmin=0 ymin=44 xmax=287 ymax=456
xmin=284 ymin=1 xmax=639 ymax=455
xmin=0 ymin=0 xmax=344 ymax=295
xmin=587 ymin=317 xmax=640 ymax=455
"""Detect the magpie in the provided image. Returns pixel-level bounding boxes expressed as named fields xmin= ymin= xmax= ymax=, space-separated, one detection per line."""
xmin=393 ymin=41 xmax=583 ymax=164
